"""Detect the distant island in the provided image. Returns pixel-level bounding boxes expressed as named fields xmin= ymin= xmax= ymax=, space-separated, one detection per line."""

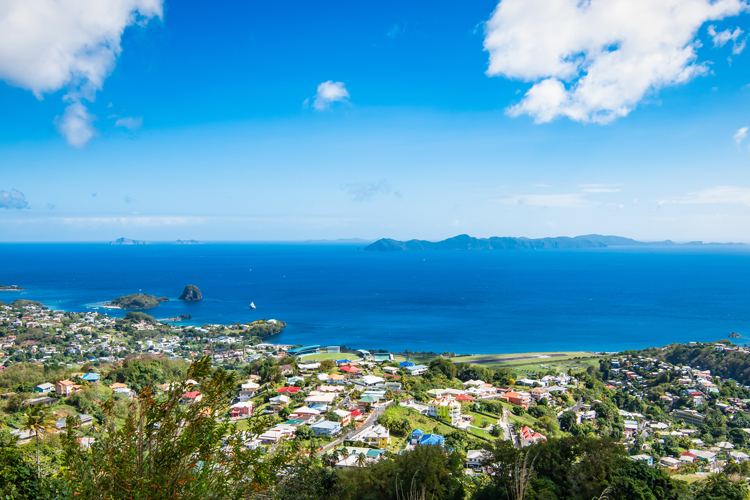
xmin=364 ymin=234 xmax=745 ymax=251
xmin=178 ymin=284 xmax=202 ymax=301
xmin=106 ymin=293 xmax=169 ymax=310
xmin=174 ymin=239 xmax=201 ymax=245
xmin=0 ymin=284 xmax=25 ymax=291
xmin=110 ymin=237 xmax=149 ymax=245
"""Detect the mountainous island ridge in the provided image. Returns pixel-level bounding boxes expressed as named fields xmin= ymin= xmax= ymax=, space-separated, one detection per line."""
xmin=364 ymin=233 xmax=745 ymax=251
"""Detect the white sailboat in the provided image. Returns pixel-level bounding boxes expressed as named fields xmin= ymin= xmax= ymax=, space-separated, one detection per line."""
xmin=249 ymin=302 xmax=256 ymax=309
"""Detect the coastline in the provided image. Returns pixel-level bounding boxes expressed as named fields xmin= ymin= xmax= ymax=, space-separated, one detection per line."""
xmin=2 ymin=243 xmax=747 ymax=354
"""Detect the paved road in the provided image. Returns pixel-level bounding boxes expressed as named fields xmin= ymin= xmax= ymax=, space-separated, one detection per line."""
xmin=508 ymin=421 xmax=519 ymax=448
xmin=318 ymin=402 xmax=390 ymax=455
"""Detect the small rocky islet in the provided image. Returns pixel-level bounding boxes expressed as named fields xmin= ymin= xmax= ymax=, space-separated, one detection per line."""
xmin=107 ymin=284 xmax=202 ymax=310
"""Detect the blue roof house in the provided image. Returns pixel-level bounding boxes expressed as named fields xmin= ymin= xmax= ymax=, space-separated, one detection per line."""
xmin=311 ymin=420 xmax=342 ymax=436
xmin=400 ymin=361 xmax=415 ymax=368
xmin=81 ymin=373 xmax=100 ymax=383
xmin=419 ymin=434 xmax=445 ymax=447
xmin=410 ymin=429 xmax=424 ymax=445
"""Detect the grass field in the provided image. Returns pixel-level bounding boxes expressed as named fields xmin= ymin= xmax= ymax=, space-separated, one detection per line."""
xmin=451 ymin=351 xmax=605 ymax=374
xmin=463 ymin=409 xmax=497 ymax=429
xmin=387 ymin=405 xmax=494 ymax=445
xmin=671 ymin=474 xmax=706 ymax=485
xmin=467 ymin=427 xmax=494 ymax=440
xmin=392 ymin=354 xmax=439 ymax=364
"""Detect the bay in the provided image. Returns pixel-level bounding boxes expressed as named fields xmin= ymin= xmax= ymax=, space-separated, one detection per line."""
xmin=1 ymin=243 xmax=748 ymax=354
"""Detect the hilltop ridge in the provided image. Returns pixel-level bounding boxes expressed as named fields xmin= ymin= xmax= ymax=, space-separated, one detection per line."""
xmin=364 ymin=234 xmax=744 ymax=251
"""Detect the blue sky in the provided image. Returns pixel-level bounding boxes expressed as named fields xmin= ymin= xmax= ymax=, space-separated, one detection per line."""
xmin=2 ymin=0 xmax=750 ymax=242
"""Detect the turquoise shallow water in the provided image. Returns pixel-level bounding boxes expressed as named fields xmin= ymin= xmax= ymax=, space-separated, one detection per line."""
xmin=1 ymin=243 xmax=749 ymax=354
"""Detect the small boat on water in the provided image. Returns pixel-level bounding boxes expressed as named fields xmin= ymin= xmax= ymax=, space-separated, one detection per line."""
xmin=249 ymin=302 xmax=256 ymax=309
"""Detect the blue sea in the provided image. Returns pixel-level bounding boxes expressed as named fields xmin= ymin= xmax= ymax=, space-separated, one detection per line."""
xmin=1 ymin=243 xmax=749 ymax=354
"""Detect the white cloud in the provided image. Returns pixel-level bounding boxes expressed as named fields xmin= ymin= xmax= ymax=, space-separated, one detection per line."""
xmin=582 ymin=187 xmax=621 ymax=193
xmin=343 ymin=180 xmax=392 ymax=201
xmin=484 ymin=0 xmax=748 ymax=124
xmin=665 ymin=186 xmax=750 ymax=205
xmin=60 ymin=216 xmax=207 ymax=227
xmin=313 ymin=81 xmax=350 ymax=110
xmin=56 ymin=101 xmax=96 ymax=147
xmin=492 ymin=193 xmax=596 ymax=208
xmin=708 ymin=24 xmax=746 ymax=53
xmin=579 ymin=183 xmax=622 ymax=193
xmin=0 ymin=0 xmax=163 ymax=146
xmin=115 ymin=116 xmax=143 ymax=130
xmin=734 ymin=126 xmax=748 ymax=145
xmin=0 ymin=189 xmax=28 ymax=209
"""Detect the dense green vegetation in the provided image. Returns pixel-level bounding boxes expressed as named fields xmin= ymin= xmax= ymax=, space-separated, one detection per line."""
xmin=108 ymin=293 xmax=162 ymax=309
xmin=9 ymin=299 xmax=44 ymax=308
xmin=628 ymin=342 xmax=750 ymax=385
xmin=3 ymin=350 xmax=750 ymax=499
xmin=124 ymin=311 xmax=157 ymax=323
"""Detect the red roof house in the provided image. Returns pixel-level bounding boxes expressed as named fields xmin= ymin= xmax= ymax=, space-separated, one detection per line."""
xmin=277 ymin=386 xmax=301 ymax=394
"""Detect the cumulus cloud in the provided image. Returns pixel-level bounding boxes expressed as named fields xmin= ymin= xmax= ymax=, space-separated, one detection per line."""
xmin=708 ymin=24 xmax=746 ymax=53
xmin=343 ymin=180 xmax=392 ymax=201
xmin=734 ymin=126 xmax=748 ymax=145
xmin=56 ymin=101 xmax=96 ymax=147
xmin=0 ymin=189 xmax=29 ymax=209
xmin=665 ymin=186 xmax=750 ymax=205
xmin=313 ymin=81 xmax=350 ymax=110
xmin=115 ymin=116 xmax=143 ymax=130
xmin=484 ymin=0 xmax=749 ymax=124
xmin=0 ymin=0 xmax=163 ymax=146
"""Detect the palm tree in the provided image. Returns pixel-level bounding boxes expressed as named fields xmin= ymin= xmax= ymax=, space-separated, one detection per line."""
xmin=307 ymin=438 xmax=319 ymax=456
xmin=356 ymin=452 xmax=367 ymax=467
xmin=22 ymin=404 xmax=56 ymax=478
xmin=328 ymin=448 xmax=341 ymax=466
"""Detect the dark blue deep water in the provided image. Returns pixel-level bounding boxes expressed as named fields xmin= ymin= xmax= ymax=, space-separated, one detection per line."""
xmin=1 ymin=243 xmax=749 ymax=354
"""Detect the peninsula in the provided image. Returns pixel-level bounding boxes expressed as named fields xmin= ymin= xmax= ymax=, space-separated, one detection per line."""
xmin=364 ymin=233 xmax=744 ymax=251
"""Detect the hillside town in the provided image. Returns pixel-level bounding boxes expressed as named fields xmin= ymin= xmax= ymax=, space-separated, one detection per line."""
xmin=0 ymin=298 xmax=750 ymax=474
xmin=4 ymin=299 xmax=750 ymax=495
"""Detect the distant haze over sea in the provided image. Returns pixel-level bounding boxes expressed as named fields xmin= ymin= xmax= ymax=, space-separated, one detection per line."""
xmin=1 ymin=242 xmax=748 ymax=354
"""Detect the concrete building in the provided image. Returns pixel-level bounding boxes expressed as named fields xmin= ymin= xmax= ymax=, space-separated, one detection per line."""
xmin=427 ymin=397 xmax=461 ymax=425
xmin=674 ymin=409 xmax=705 ymax=426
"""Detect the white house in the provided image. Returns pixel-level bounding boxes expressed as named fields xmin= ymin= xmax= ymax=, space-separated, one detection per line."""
xmin=405 ymin=365 xmax=428 ymax=377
